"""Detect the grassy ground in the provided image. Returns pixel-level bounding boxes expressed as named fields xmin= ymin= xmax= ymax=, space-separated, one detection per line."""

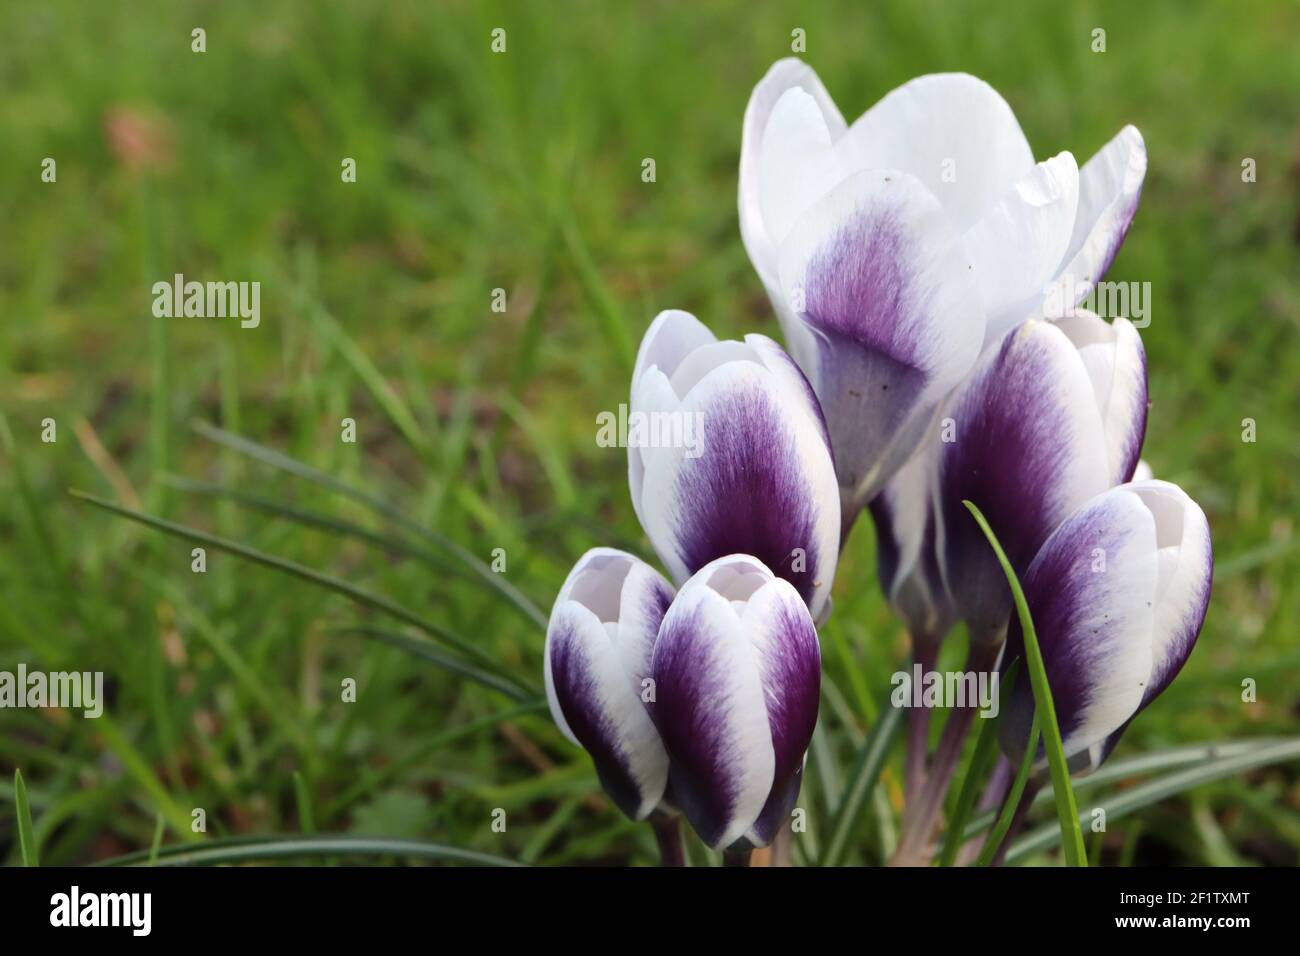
xmin=1 ymin=0 xmax=1298 ymax=866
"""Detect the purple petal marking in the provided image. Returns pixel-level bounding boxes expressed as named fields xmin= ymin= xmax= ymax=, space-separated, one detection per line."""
xmin=547 ymin=614 xmax=653 ymax=820
xmin=998 ymin=489 xmax=1156 ymax=761
xmin=652 ymin=600 xmax=752 ymax=848
xmin=672 ymin=383 xmax=824 ymax=609
xmin=746 ymin=587 xmax=821 ymax=845
xmin=939 ymin=323 xmax=1110 ymax=641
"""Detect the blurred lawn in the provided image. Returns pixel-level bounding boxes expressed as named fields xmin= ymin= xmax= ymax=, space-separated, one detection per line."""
xmin=1 ymin=0 xmax=1298 ymax=865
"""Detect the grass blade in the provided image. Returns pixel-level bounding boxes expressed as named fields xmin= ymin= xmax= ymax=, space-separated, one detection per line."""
xmin=328 ymin=624 xmax=541 ymax=702
xmin=190 ymin=421 xmax=548 ymax=631
xmin=1005 ymin=736 xmax=1300 ymax=864
xmin=14 ymin=770 xmax=39 ymax=866
xmin=976 ymin=716 xmax=1039 ymax=867
xmin=95 ymin=834 xmax=523 ymax=867
xmin=819 ymin=697 xmax=901 ymax=867
xmin=70 ymin=489 xmax=537 ymax=696
xmin=963 ymin=499 xmax=1087 ymax=867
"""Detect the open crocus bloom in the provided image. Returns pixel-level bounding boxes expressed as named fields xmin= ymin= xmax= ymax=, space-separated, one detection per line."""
xmin=937 ymin=313 xmax=1147 ymax=644
xmin=998 ymin=480 xmax=1213 ymax=766
xmin=740 ymin=59 xmax=1146 ymax=510
xmin=544 ymin=548 xmax=676 ymax=820
xmin=650 ymin=555 xmax=821 ymax=849
xmin=629 ymin=310 xmax=840 ymax=621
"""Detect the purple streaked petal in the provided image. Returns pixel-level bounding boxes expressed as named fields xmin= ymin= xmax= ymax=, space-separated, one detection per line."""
xmin=544 ymin=549 xmax=674 ymax=820
xmin=868 ymin=437 xmax=954 ymax=640
xmin=1128 ymin=480 xmax=1212 ymax=710
xmin=938 ymin=320 xmax=1111 ymax=643
xmin=651 ymin=562 xmax=777 ymax=848
xmin=777 ymin=169 xmax=984 ymax=505
xmin=740 ymin=578 xmax=821 ymax=846
xmin=638 ymin=357 xmax=840 ymax=620
xmin=999 ymin=486 xmax=1159 ymax=762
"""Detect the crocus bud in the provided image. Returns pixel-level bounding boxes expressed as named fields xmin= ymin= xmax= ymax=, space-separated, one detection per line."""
xmin=739 ymin=60 xmax=1147 ymax=509
xmin=544 ymin=548 xmax=675 ymax=820
xmin=629 ymin=310 xmax=840 ymax=621
xmin=650 ymin=555 xmax=821 ymax=849
xmin=937 ymin=312 xmax=1147 ymax=644
xmin=998 ymin=480 xmax=1212 ymax=767
xmin=867 ymin=442 xmax=954 ymax=643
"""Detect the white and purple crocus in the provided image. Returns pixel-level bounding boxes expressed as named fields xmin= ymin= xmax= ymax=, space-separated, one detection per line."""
xmin=546 ymin=58 xmax=1212 ymax=862
xmin=739 ymin=59 xmax=1147 ymax=518
xmin=546 ymin=316 xmax=833 ymax=848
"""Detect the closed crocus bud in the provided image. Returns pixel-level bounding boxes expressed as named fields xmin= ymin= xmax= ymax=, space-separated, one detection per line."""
xmin=998 ymin=480 xmax=1213 ymax=767
xmin=739 ymin=60 xmax=1147 ymax=507
xmin=650 ymin=555 xmax=821 ymax=850
xmin=937 ymin=312 xmax=1147 ymax=644
xmin=628 ymin=309 xmax=840 ymax=622
xmin=544 ymin=548 xmax=675 ymax=820
xmin=867 ymin=442 xmax=954 ymax=644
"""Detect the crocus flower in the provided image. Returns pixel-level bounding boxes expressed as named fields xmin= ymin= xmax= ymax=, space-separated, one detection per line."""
xmin=998 ymin=480 xmax=1213 ymax=767
xmin=937 ymin=312 xmax=1147 ymax=644
xmin=739 ymin=59 xmax=1146 ymax=510
xmin=650 ymin=555 xmax=821 ymax=849
xmin=544 ymin=548 xmax=675 ymax=820
xmin=629 ymin=309 xmax=840 ymax=621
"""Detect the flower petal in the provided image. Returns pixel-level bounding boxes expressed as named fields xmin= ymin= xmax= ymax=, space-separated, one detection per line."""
xmin=777 ymin=168 xmax=985 ymax=505
xmin=835 ymin=72 xmax=1035 ymax=232
xmin=868 ymin=437 xmax=954 ymax=640
xmin=1128 ymin=480 xmax=1212 ymax=710
xmin=544 ymin=549 xmax=674 ymax=819
xmin=652 ymin=559 xmax=777 ymax=848
xmin=999 ymin=486 xmax=1159 ymax=762
xmin=938 ymin=320 xmax=1111 ymax=642
xmin=1054 ymin=312 xmax=1148 ymax=484
xmin=740 ymin=577 xmax=821 ymax=846
xmin=740 ymin=58 xmax=846 ymax=292
xmin=963 ymin=151 xmax=1081 ymax=347
xmin=638 ymin=354 xmax=840 ymax=619
xmin=1049 ymin=125 xmax=1147 ymax=305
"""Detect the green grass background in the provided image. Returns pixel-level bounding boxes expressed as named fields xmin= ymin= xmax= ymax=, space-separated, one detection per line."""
xmin=1 ymin=0 xmax=1298 ymax=865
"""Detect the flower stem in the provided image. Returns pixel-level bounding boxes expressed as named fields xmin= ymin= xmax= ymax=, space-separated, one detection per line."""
xmin=723 ymin=847 xmax=754 ymax=868
xmin=650 ymin=813 xmax=685 ymax=867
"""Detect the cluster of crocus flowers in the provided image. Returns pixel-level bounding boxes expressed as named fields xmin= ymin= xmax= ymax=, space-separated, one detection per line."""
xmin=545 ymin=57 xmax=1212 ymax=865
xmin=546 ymin=312 xmax=837 ymax=853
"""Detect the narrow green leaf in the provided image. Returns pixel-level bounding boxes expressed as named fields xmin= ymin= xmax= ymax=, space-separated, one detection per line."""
xmin=938 ymin=661 xmax=1018 ymax=867
xmin=293 ymin=772 xmax=315 ymax=834
xmin=819 ymin=696 xmax=901 ymax=867
xmin=328 ymin=624 xmax=540 ymax=702
xmin=190 ymin=421 xmax=548 ymax=631
xmin=95 ymin=834 xmax=522 ymax=867
xmin=963 ymin=499 xmax=1087 ymax=867
xmin=70 ymin=490 xmax=536 ymax=696
xmin=976 ymin=716 xmax=1039 ymax=867
xmin=1005 ymin=736 xmax=1300 ymax=864
xmin=14 ymin=770 xmax=39 ymax=866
